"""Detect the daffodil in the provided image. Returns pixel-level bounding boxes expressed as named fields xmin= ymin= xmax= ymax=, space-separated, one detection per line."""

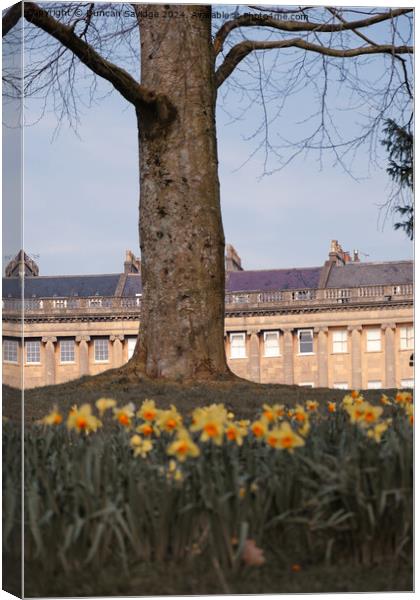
xmin=250 ymin=419 xmax=268 ymax=438
xmin=265 ymin=421 xmax=305 ymax=452
xmin=345 ymin=402 xmax=367 ymax=424
xmin=380 ymin=394 xmax=392 ymax=406
xmin=367 ymin=421 xmax=389 ymax=443
xmin=262 ymin=404 xmax=276 ymax=422
xmin=113 ymin=403 xmax=135 ymax=427
xmin=95 ymin=397 xmax=117 ymax=416
xmin=305 ymin=400 xmax=319 ymax=412
xmin=292 ymin=405 xmax=308 ymax=423
xmin=130 ymin=434 xmax=153 ymax=458
xmin=225 ymin=421 xmax=248 ymax=446
xmin=67 ymin=404 xmax=102 ymax=434
xmin=361 ymin=404 xmax=383 ymax=426
xmin=190 ymin=404 xmax=228 ymax=445
xmin=137 ymin=399 xmax=158 ymax=422
xmin=405 ymin=403 xmax=414 ymax=426
xmin=342 ymin=394 xmax=354 ymax=407
xmin=136 ymin=422 xmax=155 ymax=437
xmin=328 ymin=402 xmax=336 ymax=413
xmin=38 ymin=405 xmax=63 ymax=426
xmin=167 ymin=429 xmax=200 ymax=462
xmin=155 ymin=405 xmax=182 ymax=433
xmin=395 ymin=391 xmax=413 ymax=406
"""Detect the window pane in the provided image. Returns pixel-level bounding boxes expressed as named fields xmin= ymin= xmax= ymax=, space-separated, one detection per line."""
xmin=128 ymin=337 xmax=137 ymax=359
xmin=230 ymin=333 xmax=246 ymax=359
xmin=94 ymin=339 xmax=109 ymax=362
xmin=400 ymin=326 xmax=414 ymax=350
xmin=60 ymin=340 xmax=75 ymax=363
xmin=333 ymin=383 xmax=348 ymax=390
xmin=26 ymin=341 xmax=40 ymax=363
xmin=366 ymin=329 xmax=381 ymax=352
xmin=299 ymin=330 xmax=313 ymax=353
xmin=332 ymin=330 xmax=347 ymax=353
xmin=400 ymin=379 xmax=414 ymax=388
xmin=367 ymin=381 xmax=382 ymax=389
xmin=3 ymin=340 xmax=18 ymax=363
xmin=264 ymin=332 xmax=279 ymax=357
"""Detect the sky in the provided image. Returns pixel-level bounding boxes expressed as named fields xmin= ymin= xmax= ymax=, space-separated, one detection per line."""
xmin=3 ymin=3 xmax=414 ymax=276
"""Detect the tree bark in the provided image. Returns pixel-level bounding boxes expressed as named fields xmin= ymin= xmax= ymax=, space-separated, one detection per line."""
xmin=133 ymin=5 xmax=230 ymax=380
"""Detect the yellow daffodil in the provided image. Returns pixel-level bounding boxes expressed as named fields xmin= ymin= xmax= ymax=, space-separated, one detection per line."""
xmin=67 ymin=404 xmax=102 ymax=434
xmin=225 ymin=421 xmax=248 ymax=446
xmin=95 ymin=397 xmax=117 ymax=416
xmin=380 ymin=394 xmax=392 ymax=406
xmin=137 ymin=399 xmax=158 ymax=422
xmin=265 ymin=421 xmax=305 ymax=452
xmin=342 ymin=394 xmax=354 ymax=407
xmin=250 ymin=419 xmax=268 ymax=438
xmin=156 ymin=405 xmax=182 ymax=433
xmin=328 ymin=402 xmax=336 ymax=413
xmin=395 ymin=391 xmax=413 ymax=405
xmin=130 ymin=434 xmax=153 ymax=458
xmin=113 ymin=403 xmax=135 ymax=427
xmin=305 ymin=400 xmax=319 ymax=412
xmin=38 ymin=405 xmax=63 ymax=426
xmin=167 ymin=429 xmax=200 ymax=462
xmin=405 ymin=404 xmax=414 ymax=426
xmin=136 ymin=422 xmax=155 ymax=437
xmin=292 ymin=405 xmax=308 ymax=423
xmin=262 ymin=404 xmax=276 ymax=422
xmin=345 ymin=402 xmax=367 ymax=424
xmin=298 ymin=419 xmax=311 ymax=437
xmin=367 ymin=421 xmax=389 ymax=443
xmin=351 ymin=390 xmax=360 ymax=399
xmin=361 ymin=404 xmax=383 ymax=426
xmin=190 ymin=404 xmax=227 ymax=445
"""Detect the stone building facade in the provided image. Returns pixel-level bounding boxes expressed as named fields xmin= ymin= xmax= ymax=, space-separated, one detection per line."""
xmin=2 ymin=243 xmax=414 ymax=390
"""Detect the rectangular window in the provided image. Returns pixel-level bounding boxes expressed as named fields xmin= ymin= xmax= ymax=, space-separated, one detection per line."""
xmin=94 ymin=338 xmax=109 ymax=362
xmin=3 ymin=340 xmax=18 ymax=363
xmin=26 ymin=341 xmax=41 ymax=364
xmin=53 ymin=299 xmax=67 ymax=309
xmin=366 ymin=329 xmax=381 ymax=352
xmin=332 ymin=330 xmax=348 ymax=353
xmin=400 ymin=326 xmax=414 ymax=350
xmin=298 ymin=329 xmax=313 ymax=354
xmin=60 ymin=340 xmax=75 ymax=363
xmin=230 ymin=333 xmax=246 ymax=359
xmin=333 ymin=383 xmax=348 ymax=390
xmin=299 ymin=382 xmax=314 ymax=388
xmin=89 ymin=298 xmax=103 ymax=307
xmin=263 ymin=331 xmax=280 ymax=357
xmin=128 ymin=337 xmax=137 ymax=359
xmin=400 ymin=379 xmax=414 ymax=388
xmin=367 ymin=381 xmax=382 ymax=390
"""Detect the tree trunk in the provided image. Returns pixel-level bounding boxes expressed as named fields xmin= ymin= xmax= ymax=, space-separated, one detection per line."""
xmin=133 ymin=5 xmax=230 ymax=380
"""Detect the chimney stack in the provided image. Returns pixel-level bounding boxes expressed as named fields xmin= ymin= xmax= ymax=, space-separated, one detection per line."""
xmin=225 ymin=244 xmax=243 ymax=272
xmin=124 ymin=250 xmax=141 ymax=274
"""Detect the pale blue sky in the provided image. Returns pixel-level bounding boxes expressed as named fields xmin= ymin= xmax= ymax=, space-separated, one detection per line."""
xmin=5 ymin=3 xmax=414 ymax=275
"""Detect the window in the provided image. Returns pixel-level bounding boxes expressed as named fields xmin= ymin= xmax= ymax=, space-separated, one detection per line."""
xmin=53 ymin=299 xmax=67 ymax=309
xmin=3 ymin=340 xmax=18 ymax=363
xmin=26 ymin=341 xmax=41 ymax=364
xmin=230 ymin=333 xmax=246 ymax=359
xmin=60 ymin=340 xmax=75 ymax=363
xmin=94 ymin=339 xmax=109 ymax=362
xmin=299 ymin=382 xmax=314 ymax=388
xmin=332 ymin=330 xmax=348 ymax=353
xmin=298 ymin=329 xmax=313 ymax=354
xmin=89 ymin=298 xmax=103 ymax=307
xmin=333 ymin=383 xmax=348 ymax=390
xmin=128 ymin=337 xmax=137 ymax=359
xmin=263 ymin=331 xmax=280 ymax=357
xmin=400 ymin=379 xmax=414 ymax=389
xmin=367 ymin=381 xmax=382 ymax=390
xmin=366 ymin=329 xmax=381 ymax=352
xmin=400 ymin=326 xmax=414 ymax=350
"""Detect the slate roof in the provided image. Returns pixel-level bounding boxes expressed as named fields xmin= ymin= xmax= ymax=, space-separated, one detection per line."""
xmin=2 ymin=274 xmax=121 ymax=299
xmin=2 ymin=260 xmax=413 ymax=299
xmin=226 ymin=268 xmax=322 ymax=292
xmin=326 ymin=261 xmax=413 ymax=288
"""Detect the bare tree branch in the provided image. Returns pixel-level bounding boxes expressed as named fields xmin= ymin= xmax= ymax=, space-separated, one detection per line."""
xmin=2 ymin=2 xmax=22 ymax=37
xmin=213 ymin=8 xmax=413 ymax=56
xmin=3 ymin=2 xmax=176 ymax=125
xmin=216 ymin=38 xmax=413 ymax=88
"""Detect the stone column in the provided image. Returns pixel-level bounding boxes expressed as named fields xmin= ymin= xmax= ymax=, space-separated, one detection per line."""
xmin=348 ymin=325 xmax=362 ymax=390
xmin=282 ymin=328 xmax=294 ymax=385
xmin=76 ymin=335 xmax=91 ymax=377
xmin=110 ymin=334 xmax=125 ymax=368
xmin=41 ymin=336 xmax=57 ymax=386
xmin=247 ymin=329 xmax=261 ymax=383
xmin=315 ymin=326 xmax=328 ymax=387
xmin=382 ymin=323 xmax=396 ymax=389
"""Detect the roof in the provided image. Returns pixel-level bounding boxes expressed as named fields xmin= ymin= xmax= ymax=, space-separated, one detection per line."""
xmin=226 ymin=267 xmax=322 ymax=292
xmin=326 ymin=261 xmax=413 ymax=288
xmin=2 ymin=274 xmax=121 ymax=299
xmin=122 ymin=274 xmax=143 ymax=296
